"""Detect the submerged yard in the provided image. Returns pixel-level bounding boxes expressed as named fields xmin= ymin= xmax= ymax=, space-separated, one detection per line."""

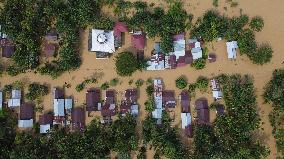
xmin=1 ymin=0 xmax=284 ymax=158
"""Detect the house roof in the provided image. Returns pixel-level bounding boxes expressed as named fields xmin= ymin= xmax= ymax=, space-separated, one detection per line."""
xmin=181 ymin=90 xmax=190 ymax=113
xmin=12 ymin=89 xmax=21 ymax=99
xmin=120 ymin=101 xmax=131 ymax=114
xmin=44 ymin=42 xmax=56 ymax=57
xmin=0 ymin=91 xmax=2 ymax=110
xmin=113 ymin=22 xmax=128 ymax=37
xmin=131 ymin=104 xmax=139 ymax=116
xmin=54 ymin=88 xmax=64 ymax=99
xmin=195 ymin=99 xmax=209 ymax=124
xmin=90 ymin=29 xmax=115 ymax=53
xmin=71 ymin=107 xmax=85 ymax=131
xmin=173 ymin=32 xmax=185 ymax=41
xmin=162 ymin=90 xmax=176 ymax=108
xmin=181 ymin=112 xmax=192 ymax=129
xmin=20 ymin=103 xmax=34 ymax=120
xmin=96 ymin=51 xmax=110 ymax=59
xmin=191 ymin=47 xmax=203 ymax=60
xmin=86 ymin=89 xmax=101 ymax=111
xmin=18 ymin=119 xmax=33 ymax=128
xmin=131 ymin=34 xmax=145 ymax=50
xmin=40 ymin=124 xmax=51 ymax=134
xmin=226 ymin=41 xmax=238 ymax=59
xmin=125 ymin=89 xmax=138 ymax=102
xmin=216 ymin=105 xmax=225 ymax=115
xmin=152 ymin=108 xmax=162 ymax=119
xmin=185 ymin=125 xmax=193 ymax=137
xmin=64 ymin=99 xmax=73 ymax=110
xmin=54 ymin=99 xmax=65 ymax=116
xmin=185 ymin=51 xmax=193 ymax=64
xmin=45 ymin=29 xmax=58 ymax=41
xmin=39 ymin=114 xmax=53 ymax=125
xmin=105 ymin=90 xmax=115 ymax=104
xmin=101 ymin=103 xmax=116 ymax=117
xmin=2 ymin=45 xmax=15 ymax=58
xmin=168 ymin=55 xmax=177 ymax=69
xmin=8 ymin=99 xmax=21 ymax=107
xmin=147 ymin=53 xmax=165 ymax=70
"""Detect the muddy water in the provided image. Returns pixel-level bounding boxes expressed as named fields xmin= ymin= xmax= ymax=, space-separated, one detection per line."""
xmin=1 ymin=0 xmax=283 ymax=158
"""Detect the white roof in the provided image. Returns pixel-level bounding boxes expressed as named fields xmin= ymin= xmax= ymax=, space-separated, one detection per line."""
xmin=226 ymin=41 xmax=238 ymax=59
xmin=131 ymin=104 xmax=139 ymax=116
xmin=54 ymin=99 xmax=65 ymax=116
xmin=64 ymin=99 xmax=73 ymax=110
xmin=40 ymin=124 xmax=51 ymax=134
xmin=213 ymin=90 xmax=222 ymax=99
xmin=173 ymin=39 xmax=185 ymax=59
xmin=0 ymin=91 xmax=2 ymax=110
xmin=12 ymin=89 xmax=21 ymax=99
xmin=195 ymin=42 xmax=201 ymax=48
xmin=192 ymin=47 xmax=203 ymax=60
xmin=18 ymin=119 xmax=33 ymax=128
xmin=146 ymin=54 xmax=165 ymax=71
xmin=90 ymin=29 xmax=115 ymax=53
xmin=152 ymin=108 xmax=162 ymax=119
xmin=181 ymin=113 xmax=192 ymax=129
xmin=8 ymin=99 xmax=21 ymax=107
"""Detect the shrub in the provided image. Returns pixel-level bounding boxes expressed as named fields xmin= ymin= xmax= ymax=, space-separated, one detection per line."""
xmin=175 ymin=76 xmax=187 ymax=89
xmin=188 ymin=83 xmax=196 ymax=93
xmin=110 ymin=78 xmax=119 ymax=86
xmin=144 ymin=98 xmax=155 ymax=112
xmin=101 ymin=82 xmax=110 ymax=90
xmin=146 ymin=85 xmax=154 ymax=96
xmin=250 ymin=43 xmax=273 ymax=65
xmin=146 ymin=78 xmax=152 ymax=85
xmin=26 ymin=83 xmax=49 ymax=101
xmin=191 ymin=59 xmax=206 ymax=70
xmin=115 ymin=52 xmax=139 ymax=76
xmin=237 ymin=29 xmax=257 ymax=55
xmin=250 ymin=16 xmax=264 ymax=32
xmin=213 ymin=0 xmax=218 ymax=7
xmin=196 ymin=76 xmax=209 ymax=91
xmin=135 ymin=79 xmax=144 ymax=88
xmin=128 ymin=79 xmax=134 ymax=85
xmin=75 ymin=83 xmax=85 ymax=92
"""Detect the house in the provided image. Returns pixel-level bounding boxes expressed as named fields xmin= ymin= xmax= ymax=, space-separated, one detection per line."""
xmin=147 ymin=52 xmax=166 ymax=70
xmin=101 ymin=90 xmax=116 ymax=120
xmin=18 ymin=103 xmax=34 ymax=128
xmin=195 ymin=98 xmax=210 ymax=124
xmin=8 ymin=89 xmax=21 ymax=108
xmin=71 ymin=107 xmax=85 ymax=131
xmin=45 ymin=29 xmax=58 ymax=41
xmin=181 ymin=113 xmax=193 ymax=137
xmin=43 ymin=42 xmax=56 ymax=57
xmin=189 ymin=38 xmax=203 ymax=60
xmin=162 ymin=90 xmax=176 ymax=108
xmin=216 ymin=104 xmax=225 ymax=115
xmin=89 ymin=29 xmax=115 ymax=59
xmin=86 ymin=89 xmax=101 ymax=112
xmin=152 ymin=78 xmax=163 ymax=124
xmin=53 ymin=98 xmax=65 ymax=125
xmin=64 ymin=98 xmax=73 ymax=113
xmin=120 ymin=89 xmax=139 ymax=116
xmin=0 ymin=91 xmax=2 ymax=110
xmin=131 ymin=31 xmax=145 ymax=50
xmin=211 ymin=79 xmax=222 ymax=100
xmin=180 ymin=90 xmax=190 ymax=113
xmin=1 ymin=38 xmax=15 ymax=58
xmin=54 ymin=88 xmax=64 ymax=99
xmin=39 ymin=114 xmax=53 ymax=134
xmin=114 ymin=22 xmax=128 ymax=48
xmin=226 ymin=41 xmax=238 ymax=59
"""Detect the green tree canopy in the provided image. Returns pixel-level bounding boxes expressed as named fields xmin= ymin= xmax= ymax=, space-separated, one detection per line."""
xmin=115 ymin=52 xmax=139 ymax=76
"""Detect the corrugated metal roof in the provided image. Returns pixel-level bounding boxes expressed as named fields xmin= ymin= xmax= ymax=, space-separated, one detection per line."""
xmin=18 ymin=119 xmax=33 ymax=128
xmin=54 ymin=99 xmax=65 ymax=116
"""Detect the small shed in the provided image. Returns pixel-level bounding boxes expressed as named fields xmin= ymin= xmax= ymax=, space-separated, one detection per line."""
xmin=226 ymin=41 xmax=238 ymax=59
xmin=44 ymin=43 xmax=56 ymax=57
xmin=162 ymin=90 xmax=176 ymax=108
xmin=53 ymin=88 xmax=64 ymax=99
xmin=195 ymin=99 xmax=210 ymax=124
xmin=208 ymin=53 xmax=216 ymax=63
xmin=191 ymin=47 xmax=203 ymax=60
xmin=131 ymin=33 xmax=145 ymax=50
xmin=39 ymin=114 xmax=53 ymax=134
xmin=45 ymin=29 xmax=58 ymax=41
xmin=54 ymin=99 xmax=65 ymax=117
xmin=181 ymin=113 xmax=192 ymax=129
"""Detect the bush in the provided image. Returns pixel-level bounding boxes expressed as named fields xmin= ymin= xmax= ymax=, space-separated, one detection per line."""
xmin=146 ymin=85 xmax=154 ymax=97
xmin=250 ymin=43 xmax=273 ymax=65
xmin=75 ymin=83 xmax=85 ymax=92
xmin=250 ymin=16 xmax=264 ymax=32
xmin=196 ymin=76 xmax=209 ymax=91
xmin=26 ymin=83 xmax=49 ymax=101
xmin=144 ymin=98 xmax=155 ymax=112
xmin=115 ymin=52 xmax=139 ymax=76
xmin=237 ymin=29 xmax=257 ymax=55
xmin=191 ymin=59 xmax=206 ymax=70
xmin=110 ymin=78 xmax=119 ymax=86
xmin=135 ymin=79 xmax=144 ymax=88
xmin=101 ymin=82 xmax=110 ymax=90
xmin=175 ymin=76 xmax=187 ymax=89
xmin=188 ymin=83 xmax=196 ymax=93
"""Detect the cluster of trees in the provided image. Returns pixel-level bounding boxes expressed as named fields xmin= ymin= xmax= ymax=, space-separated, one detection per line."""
xmin=191 ymin=10 xmax=272 ymax=65
xmin=1 ymin=0 xmax=101 ymax=77
xmin=75 ymin=78 xmax=97 ymax=92
xmin=0 ymin=113 xmax=138 ymax=158
xmin=115 ymin=52 xmax=144 ymax=76
xmin=263 ymin=69 xmax=284 ymax=157
xmin=175 ymin=76 xmax=188 ymax=89
xmin=26 ymin=83 xmax=49 ymax=101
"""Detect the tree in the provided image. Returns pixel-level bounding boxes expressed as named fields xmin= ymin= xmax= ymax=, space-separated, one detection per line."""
xmin=250 ymin=43 xmax=273 ymax=65
xmin=146 ymin=85 xmax=154 ymax=96
xmin=145 ymin=97 xmax=155 ymax=112
xmin=115 ymin=52 xmax=139 ymax=76
xmin=237 ymin=29 xmax=257 ymax=56
xmin=191 ymin=59 xmax=206 ymax=70
xmin=196 ymin=76 xmax=209 ymax=91
xmin=135 ymin=79 xmax=144 ymax=88
xmin=26 ymin=83 xmax=49 ymax=101
xmin=175 ymin=76 xmax=187 ymax=89
xmin=250 ymin=16 xmax=264 ymax=32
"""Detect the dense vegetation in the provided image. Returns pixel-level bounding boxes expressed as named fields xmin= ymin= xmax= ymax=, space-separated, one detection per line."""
xmin=191 ymin=10 xmax=272 ymax=64
xmin=1 ymin=114 xmax=138 ymax=158
xmin=26 ymin=83 xmax=49 ymax=101
xmin=175 ymin=76 xmax=188 ymax=89
xmin=115 ymin=52 xmax=141 ymax=76
xmin=263 ymin=69 xmax=284 ymax=157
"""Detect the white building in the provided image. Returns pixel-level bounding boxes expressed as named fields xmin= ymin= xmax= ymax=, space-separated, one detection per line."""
xmin=8 ymin=89 xmax=21 ymax=108
xmin=181 ymin=113 xmax=192 ymax=129
xmin=90 ymin=29 xmax=115 ymax=52
xmin=226 ymin=41 xmax=238 ymax=59
xmin=18 ymin=119 xmax=33 ymax=128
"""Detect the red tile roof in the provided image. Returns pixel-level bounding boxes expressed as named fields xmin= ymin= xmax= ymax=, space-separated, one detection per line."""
xmin=131 ymin=34 xmax=145 ymax=50
xmin=71 ymin=107 xmax=85 ymax=131
xmin=113 ymin=22 xmax=128 ymax=37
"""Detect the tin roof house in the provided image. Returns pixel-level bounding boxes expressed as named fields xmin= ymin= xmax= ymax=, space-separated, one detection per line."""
xmin=211 ymin=79 xmax=222 ymax=100
xmin=45 ymin=29 xmax=58 ymax=41
xmin=101 ymin=90 xmax=116 ymax=123
xmin=0 ymin=91 xmax=2 ymax=110
xmin=53 ymin=88 xmax=73 ymax=125
xmin=18 ymin=103 xmax=34 ymax=128
xmin=195 ymin=98 xmax=210 ymax=124
xmin=131 ymin=31 xmax=145 ymax=50
xmin=162 ymin=90 xmax=176 ymax=108
xmin=39 ymin=114 xmax=53 ymax=134
xmin=8 ymin=89 xmax=21 ymax=108
xmin=226 ymin=41 xmax=238 ymax=59
xmin=86 ymin=89 xmax=101 ymax=112
xmin=180 ymin=90 xmax=193 ymax=137
xmin=71 ymin=107 xmax=85 ymax=131
xmin=89 ymin=29 xmax=115 ymax=59
xmin=147 ymin=43 xmax=166 ymax=71
xmin=152 ymin=78 xmax=164 ymax=124
xmin=189 ymin=38 xmax=203 ymax=60
xmin=168 ymin=33 xmax=188 ymax=68
xmin=120 ymin=89 xmax=139 ymax=116
xmin=180 ymin=90 xmax=190 ymax=113
xmin=114 ymin=22 xmax=128 ymax=48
